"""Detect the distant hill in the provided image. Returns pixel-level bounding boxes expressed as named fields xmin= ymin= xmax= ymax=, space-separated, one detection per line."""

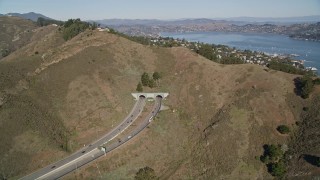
xmin=222 ymin=15 xmax=320 ymax=24
xmin=92 ymin=19 xmax=163 ymax=26
xmin=92 ymin=16 xmax=320 ymax=37
xmin=91 ymin=18 xmax=227 ymax=26
xmin=3 ymin=12 xmax=52 ymax=21
xmin=93 ymin=15 xmax=320 ymax=27
xmin=95 ymin=18 xmax=320 ymax=40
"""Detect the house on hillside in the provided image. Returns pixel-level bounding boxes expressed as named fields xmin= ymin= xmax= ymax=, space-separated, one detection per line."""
xmin=97 ymin=27 xmax=110 ymax=32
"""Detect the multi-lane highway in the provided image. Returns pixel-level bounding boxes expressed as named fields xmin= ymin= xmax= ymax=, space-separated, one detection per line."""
xmin=21 ymin=96 xmax=146 ymax=180
xmin=101 ymin=96 xmax=162 ymax=153
xmin=21 ymin=96 xmax=162 ymax=180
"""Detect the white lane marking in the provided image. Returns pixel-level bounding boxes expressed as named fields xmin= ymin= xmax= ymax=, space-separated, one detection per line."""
xmin=36 ymin=148 xmax=99 ymax=180
xmin=30 ymin=98 xmax=158 ymax=180
xmin=90 ymin=99 xmax=145 ymax=145
xmin=34 ymin=99 xmax=147 ymax=179
xmin=101 ymin=101 xmax=146 ymax=145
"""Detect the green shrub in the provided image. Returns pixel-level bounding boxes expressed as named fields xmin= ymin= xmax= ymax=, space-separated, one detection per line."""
xmin=260 ymin=144 xmax=287 ymax=177
xmin=1 ymin=49 xmax=10 ymax=57
xmin=135 ymin=166 xmax=157 ymax=180
xmin=141 ymin=72 xmax=150 ymax=86
xmin=317 ymin=157 xmax=320 ymax=167
xmin=152 ymin=72 xmax=161 ymax=81
xmin=196 ymin=43 xmax=243 ymax=64
xmin=260 ymin=144 xmax=283 ymax=163
xmin=314 ymin=78 xmax=320 ymax=85
xmin=295 ymin=121 xmax=301 ymax=126
xmin=277 ymin=125 xmax=290 ymax=134
xmin=297 ymin=75 xmax=315 ymax=99
xmin=136 ymin=82 xmax=143 ymax=92
xmin=269 ymin=161 xmax=286 ymax=177
xmin=148 ymin=79 xmax=156 ymax=88
xmin=62 ymin=19 xmax=93 ymax=41
xmin=268 ymin=60 xmax=306 ymax=75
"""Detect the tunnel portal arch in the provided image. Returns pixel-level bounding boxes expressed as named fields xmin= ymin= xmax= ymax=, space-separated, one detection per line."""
xmin=131 ymin=93 xmax=169 ymax=100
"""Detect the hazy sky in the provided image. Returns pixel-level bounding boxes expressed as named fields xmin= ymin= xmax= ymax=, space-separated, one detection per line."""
xmin=1 ymin=0 xmax=320 ymax=20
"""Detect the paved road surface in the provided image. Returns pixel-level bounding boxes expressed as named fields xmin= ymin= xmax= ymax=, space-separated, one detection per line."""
xmin=37 ymin=96 xmax=162 ymax=180
xmin=21 ymin=97 xmax=147 ymax=180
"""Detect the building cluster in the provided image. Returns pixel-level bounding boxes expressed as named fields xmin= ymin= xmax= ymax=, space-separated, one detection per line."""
xmin=148 ymin=37 xmax=306 ymax=70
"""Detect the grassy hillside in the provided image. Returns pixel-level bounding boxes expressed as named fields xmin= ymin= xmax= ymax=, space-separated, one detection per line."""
xmin=0 ymin=17 xmax=37 ymax=59
xmin=0 ymin=17 xmax=318 ymax=179
xmin=287 ymin=92 xmax=320 ymax=178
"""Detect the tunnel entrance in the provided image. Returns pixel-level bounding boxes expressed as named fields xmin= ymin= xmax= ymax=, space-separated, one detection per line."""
xmin=132 ymin=93 xmax=169 ymax=100
xmin=139 ymin=95 xmax=146 ymax=98
xmin=156 ymin=95 xmax=163 ymax=98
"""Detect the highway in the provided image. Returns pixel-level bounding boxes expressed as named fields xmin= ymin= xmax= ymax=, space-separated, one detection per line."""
xmin=21 ymin=96 xmax=147 ymax=180
xmin=21 ymin=96 xmax=162 ymax=180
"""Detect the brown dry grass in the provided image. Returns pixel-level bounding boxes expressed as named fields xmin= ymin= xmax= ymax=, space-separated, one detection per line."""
xmin=61 ymin=37 xmax=301 ymax=179
xmin=0 ymin=16 xmax=38 ymax=60
xmin=0 ymin=20 xmax=307 ymax=179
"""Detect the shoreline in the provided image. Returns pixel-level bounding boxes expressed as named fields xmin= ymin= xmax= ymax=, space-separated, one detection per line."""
xmin=160 ymin=31 xmax=320 ymax=74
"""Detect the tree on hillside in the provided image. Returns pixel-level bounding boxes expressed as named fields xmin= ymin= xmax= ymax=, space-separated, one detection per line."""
xmin=134 ymin=166 xmax=157 ymax=180
xmin=269 ymin=161 xmax=286 ymax=177
xmin=317 ymin=157 xmax=320 ymax=167
xmin=152 ymin=72 xmax=161 ymax=80
xmin=197 ymin=44 xmax=215 ymax=61
xmin=260 ymin=144 xmax=286 ymax=177
xmin=62 ymin=18 xmax=90 ymax=41
xmin=91 ymin=22 xmax=98 ymax=30
xmin=277 ymin=125 xmax=290 ymax=134
xmin=37 ymin=17 xmax=63 ymax=26
xmin=152 ymin=72 xmax=161 ymax=87
xmin=260 ymin=144 xmax=283 ymax=163
xmin=141 ymin=72 xmax=150 ymax=86
xmin=1 ymin=49 xmax=10 ymax=57
xmin=313 ymin=78 xmax=320 ymax=85
xmin=64 ymin=19 xmax=75 ymax=28
xmin=136 ymin=82 xmax=143 ymax=92
xmin=300 ymin=74 xmax=314 ymax=99
xmin=267 ymin=60 xmax=305 ymax=75
xmin=148 ymin=79 xmax=156 ymax=88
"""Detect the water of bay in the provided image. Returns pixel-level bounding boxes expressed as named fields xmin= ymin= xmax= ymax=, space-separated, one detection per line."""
xmin=161 ymin=32 xmax=320 ymax=74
